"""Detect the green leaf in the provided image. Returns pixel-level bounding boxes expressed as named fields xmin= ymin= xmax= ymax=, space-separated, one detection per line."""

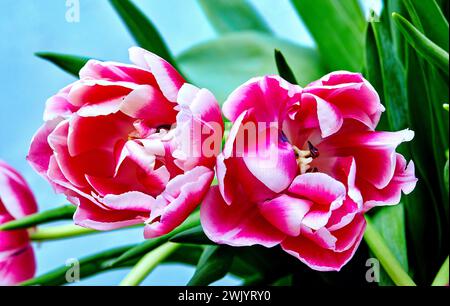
xmin=0 ymin=205 xmax=76 ymax=231
xmin=110 ymin=212 xmax=200 ymax=267
xmin=403 ymin=0 xmax=449 ymax=52
xmin=274 ymin=49 xmax=298 ymax=85
xmin=445 ymin=160 xmax=449 ymax=194
xmin=177 ymin=32 xmax=324 ymax=103
xmin=364 ymin=217 xmax=416 ymax=286
xmin=405 ymin=48 xmax=446 ymax=283
xmin=392 ymin=13 xmax=449 ymax=76
xmin=371 ymin=205 xmax=409 ymax=285
xmin=169 ymin=225 xmax=213 ymax=245
xmin=369 ymin=9 xmax=409 ymax=131
xmin=187 ymin=245 xmax=233 ymax=286
xmin=35 ymin=52 xmax=90 ymax=77
xmin=109 ymin=0 xmax=177 ymax=68
xmin=290 ymin=0 xmax=366 ymax=71
xmin=198 ymin=0 xmax=271 ymax=34
xmin=21 ymin=244 xmax=137 ymax=286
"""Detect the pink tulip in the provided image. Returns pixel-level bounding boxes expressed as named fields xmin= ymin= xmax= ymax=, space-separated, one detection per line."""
xmin=0 ymin=160 xmax=37 ymax=285
xmin=28 ymin=47 xmax=223 ymax=238
xmin=201 ymin=72 xmax=417 ymax=271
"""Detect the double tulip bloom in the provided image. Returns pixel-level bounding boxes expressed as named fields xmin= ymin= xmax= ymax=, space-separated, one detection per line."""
xmin=28 ymin=48 xmax=417 ymax=272
xmin=201 ymin=73 xmax=417 ymax=271
xmin=28 ymin=48 xmax=223 ymax=238
xmin=0 ymin=161 xmax=37 ymax=285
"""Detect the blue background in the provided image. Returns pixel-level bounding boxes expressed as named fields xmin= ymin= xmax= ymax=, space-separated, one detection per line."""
xmin=0 ymin=0 xmax=375 ymax=285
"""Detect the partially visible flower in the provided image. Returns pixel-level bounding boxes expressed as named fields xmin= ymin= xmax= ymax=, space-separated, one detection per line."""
xmin=28 ymin=47 xmax=223 ymax=238
xmin=0 ymin=160 xmax=37 ymax=285
xmin=202 ymin=72 xmax=417 ymax=271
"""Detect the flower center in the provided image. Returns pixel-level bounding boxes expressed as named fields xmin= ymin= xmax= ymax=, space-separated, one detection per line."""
xmin=293 ymin=141 xmax=320 ymax=174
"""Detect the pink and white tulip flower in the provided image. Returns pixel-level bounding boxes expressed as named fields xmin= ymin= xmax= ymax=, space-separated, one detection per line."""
xmin=201 ymin=72 xmax=417 ymax=271
xmin=28 ymin=47 xmax=223 ymax=238
xmin=0 ymin=160 xmax=37 ymax=285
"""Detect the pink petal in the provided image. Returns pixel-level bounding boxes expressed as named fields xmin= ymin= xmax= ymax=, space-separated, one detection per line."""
xmin=73 ymin=197 xmax=145 ymax=231
xmin=304 ymin=71 xmax=384 ymax=130
xmin=242 ymin=125 xmax=297 ymax=193
xmin=79 ymin=60 xmax=158 ymax=86
xmin=129 ymin=47 xmax=185 ymax=102
xmin=0 ymin=245 xmax=36 ymax=285
xmin=119 ymin=85 xmax=177 ymax=127
xmin=222 ymin=75 xmax=302 ymax=123
xmin=200 ymin=186 xmax=285 ymax=247
xmin=27 ymin=119 xmax=61 ymax=177
xmin=259 ymin=194 xmax=313 ymax=236
xmin=0 ymin=161 xmax=38 ymax=220
xmin=362 ymin=154 xmax=418 ymax=210
xmin=319 ymin=124 xmax=415 ymax=189
xmin=68 ymin=79 xmax=137 ymax=107
xmin=144 ymin=166 xmax=214 ymax=238
xmin=172 ymin=84 xmax=223 ymax=171
xmin=281 ymin=214 xmax=366 ymax=271
xmin=67 ymin=113 xmax=133 ymax=157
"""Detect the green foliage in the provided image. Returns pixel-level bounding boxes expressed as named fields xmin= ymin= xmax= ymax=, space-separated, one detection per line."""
xmin=0 ymin=205 xmax=76 ymax=231
xmin=29 ymin=0 xmax=448 ymax=286
xmin=35 ymin=52 xmax=89 ymax=77
xmin=188 ymin=246 xmax=234 ymax=286
xmin=109 ymin=0 xmax=177 ymax=69
xmin=274 ymin=49 xmax=299 ymax=85
xmin=198 ymin=0 xmax=272 ymax=34
xmin=290 ymin=0 xmax=366 ymax=71
xmin=177 ymin=32 xmax=324 ymax=103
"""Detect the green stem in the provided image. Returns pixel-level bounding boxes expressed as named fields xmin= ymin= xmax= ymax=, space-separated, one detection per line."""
xmin=432 ymin=256 xmax=449 ymax=286
xmin=30 ymin=224 xmax=141 ymax=241
xmin=30 ymin=224 xmax=97 ymax=241
xmin=364 ymin=217 xmax=416 ymax=286
xmin=119 ymin=242 xmax=179 ymax=286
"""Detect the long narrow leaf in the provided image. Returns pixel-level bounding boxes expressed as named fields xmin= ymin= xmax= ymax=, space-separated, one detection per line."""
xmin=35 ymin=52 xmax=89 ymax=77
xmin=392 ymin=13 xmax=449 ymax=76
xmin=109 ymin=0 xmax=176 ymax=67
xmin=111 ymin=212 xmax=200 ymax=267
xmin=290 ymin=0 xmax=366 ymax=71
xmin=187 ymin=245 xmax=233 ymax=286
xmin=0 ymin=205 xmax=76 ymax=231
xmin=274 ymin=49 xmax=299 ymax=85
xmin=21 ymin=244 xmax=137 ymax=286
xmin=198 ymin=0 xmax=271 ymax=34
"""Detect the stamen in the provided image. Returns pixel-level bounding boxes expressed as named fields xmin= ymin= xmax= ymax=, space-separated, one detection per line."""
xmin=307 ymin=141 xmax=320 ymax=158
xmin=293 ymin=141 xmax=320 ymax=174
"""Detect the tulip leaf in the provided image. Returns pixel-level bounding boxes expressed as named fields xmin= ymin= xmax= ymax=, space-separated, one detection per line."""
xmin=369 ymin=9 xmax=409 ymax=131
xmin=177 ymin=32 xmax=324 ymax=103
xmin=371 ymin=205 xmax=409 ymax=285
xmin=290 ymin=0 xmax=366 ymax=71
xmin=392 ymin=13 xmax=449 ymax=77
xmin=21 ymin=244 xmax=137 ymax=286
xmin=35 ymin=52 xmax=90 ymax=77
xmin=111 ymin=212 xmax=201 ymax=267
xmin=109 ymin=0 xmax=177 ymax=68
xmin=445 ymin=160 xmax=449 ymax=194
xmin=187 ymin=245 xmax=234 ymax=286
xmin=169 ymin=225 xmax=213 ymax=245
xmin=0 ymin=205 xmax=76 ymax=231
xmin=198 ymin=0 xmax=271 ymax=34
xmin=274 ymin=49 xmax=299 ymax=85
xmin=403 ymin=0 xmax=449 ymax=52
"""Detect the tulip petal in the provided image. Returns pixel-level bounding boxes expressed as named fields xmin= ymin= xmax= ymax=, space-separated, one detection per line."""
xmin=259 ymin=194 xmax=313 ymax=236
xmin=144 ymin=166 xmax=214 ymax=238
xmin=201 ymin=186 xmax=285 ymax=247
xmin=129 ymin=47 xmax=185 ymax=102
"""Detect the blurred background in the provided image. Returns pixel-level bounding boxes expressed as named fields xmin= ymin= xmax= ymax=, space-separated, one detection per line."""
xmin=0 ymin=0 xmax=376 ymax=285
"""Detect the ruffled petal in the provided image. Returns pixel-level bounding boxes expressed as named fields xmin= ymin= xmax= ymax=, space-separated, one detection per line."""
xmin=201 ymin=186 xmax=285 ymax=247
